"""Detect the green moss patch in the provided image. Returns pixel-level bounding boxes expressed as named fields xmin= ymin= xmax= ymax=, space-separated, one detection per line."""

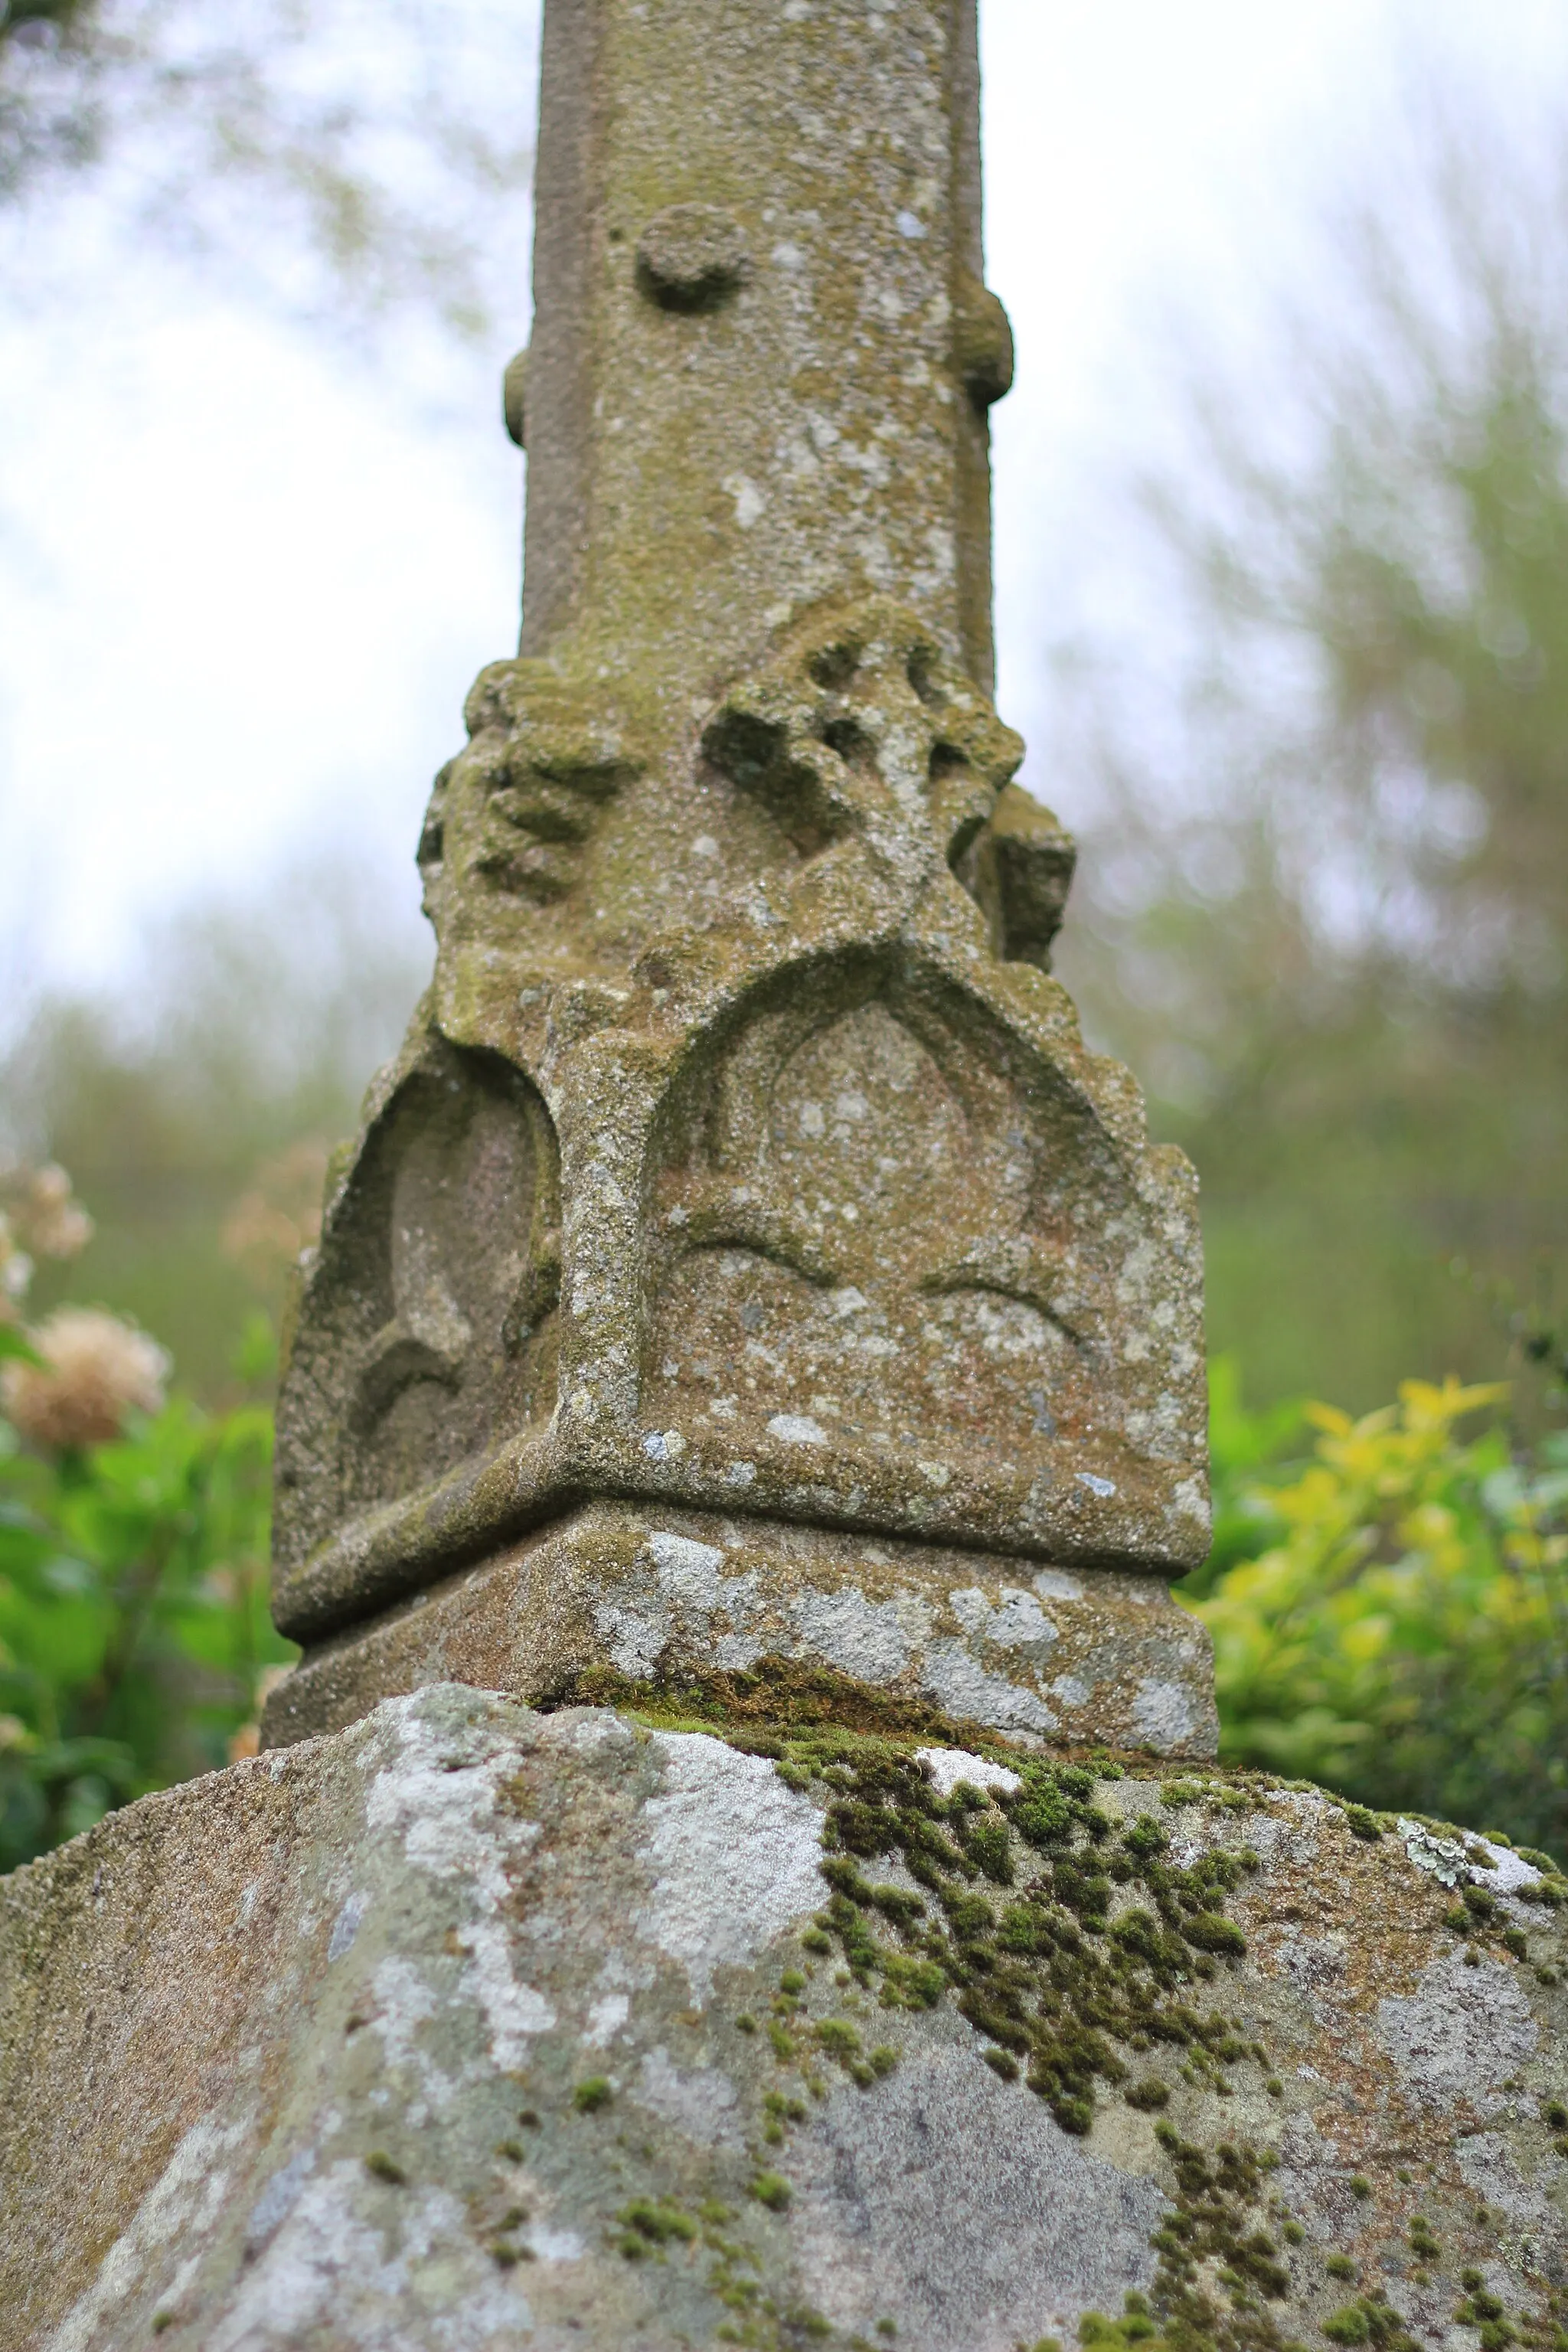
xmin=542 ymin=1674 xmax=1568 ymax=2352
xmin=570 ymin=1655 xmax=1044 ymax=1746
xmin=740 ymin=1724 xmax=1266 ymax=2141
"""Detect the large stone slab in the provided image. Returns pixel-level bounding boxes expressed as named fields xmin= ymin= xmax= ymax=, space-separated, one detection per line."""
xmin=5 ymin=1684 xmax=1566 ymax=2350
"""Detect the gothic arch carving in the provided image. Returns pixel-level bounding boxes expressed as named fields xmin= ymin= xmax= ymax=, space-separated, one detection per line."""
xmin=642 ymin=953 xmax=1132 ymax=1494
xmin=273 ymin=1038 xmax=560 ymax=1574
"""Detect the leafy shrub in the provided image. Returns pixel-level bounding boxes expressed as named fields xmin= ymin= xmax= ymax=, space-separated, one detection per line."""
xmin=0 ymin=1323 xmax=295 ymax=1871
xmin=1196 ymin=1374 xmax=1568 ymax=1851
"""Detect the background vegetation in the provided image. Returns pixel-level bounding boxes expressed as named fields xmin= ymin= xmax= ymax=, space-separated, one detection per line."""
xmin=1199 ymin=1367 xmax=1568 ymax=1853
xmin=5 ymin=863 xmax=424 ymax=1397
xmin=0 ymin=0 xmax=534 ymax=334
xmin=0 ymin=1171 xmax=291 ymax=1871
xmin=1048 ymin=95 xmax=1568 ymax=1423
xmin=1 ymin=13 xmax=1564 ymax=1867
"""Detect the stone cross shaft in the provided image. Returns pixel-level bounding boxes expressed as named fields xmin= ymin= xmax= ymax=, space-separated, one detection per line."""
xmin=265 ymin=0 xmax=1215 ymax=1759
xmin=521 ymin=0 xmax=1007 ymax=709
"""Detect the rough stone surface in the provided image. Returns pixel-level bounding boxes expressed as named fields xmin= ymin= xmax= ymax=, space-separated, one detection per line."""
xmin=5 ymin=1684 xmax=1567 ymax=2351
xmin=268 ymin=0 xmax=1208 ymax=1734
xmin=263 ymin=1501 xmax=1218 ymax=1757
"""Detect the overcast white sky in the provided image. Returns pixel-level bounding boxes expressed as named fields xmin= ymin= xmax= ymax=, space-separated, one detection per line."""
xmin=4 ymin=0 xmax=1567 ymax=1019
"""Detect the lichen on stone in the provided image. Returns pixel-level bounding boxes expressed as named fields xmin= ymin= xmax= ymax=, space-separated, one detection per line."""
xmin=6 ymin=1683 xmax=1568 ymax=2349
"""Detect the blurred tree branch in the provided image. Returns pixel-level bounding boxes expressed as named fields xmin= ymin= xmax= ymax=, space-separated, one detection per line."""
xmin=0 ymin=0 xmax=536 ymax=335
xmin=1045 ymin=81 xmax=1568 ymax=1419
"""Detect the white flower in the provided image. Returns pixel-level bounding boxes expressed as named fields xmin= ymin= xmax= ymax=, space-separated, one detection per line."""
xmin=0 ymin=1161 xmax=93 ymax=1267
xmin=1 ymin=1308 xmax=171 ymax=1450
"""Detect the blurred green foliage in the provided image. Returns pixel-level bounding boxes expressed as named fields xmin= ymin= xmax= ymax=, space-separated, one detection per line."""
xmin=1196 ymin=1368 xmax=1568 ymax=1854
xmin=0 ymin=868 xmax=413 ymax=1873
xmin=1049 ymin=97 xmax=1568 ymax=1423
xmin=1190 ymin=1356 xmax=1306 ymax=1599
xmin=0 ymin=1318 xmax=296 ymax=1873
xmin=2 ymin=862 xmax=426 ymax=1398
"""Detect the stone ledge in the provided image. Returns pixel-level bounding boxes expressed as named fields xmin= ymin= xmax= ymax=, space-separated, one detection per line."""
xmin=261 ymin=1499 xmax=1218 ymax=1757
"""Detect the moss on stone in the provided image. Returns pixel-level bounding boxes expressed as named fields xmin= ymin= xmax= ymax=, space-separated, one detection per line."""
xmin=9 ymin=1683 xmax=1568 ymax=2350
xmin=572 ymin=1655 xmax=1037 ymax=1748
xmin=540 ymin=1690 xmax=1568 ymax=2352
xmin=733 ymin=1724 xmax=1268 ymax=2151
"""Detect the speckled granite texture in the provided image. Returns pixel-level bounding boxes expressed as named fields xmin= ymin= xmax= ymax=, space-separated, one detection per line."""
xmin=4 ymin=1684 xmax=1566 ymax=2351
xmin=263 ymin=1503 xmax=1219 ymax=1758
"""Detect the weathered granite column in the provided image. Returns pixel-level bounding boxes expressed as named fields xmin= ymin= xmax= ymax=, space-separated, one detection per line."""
xmin=264 ymin=0 xmax=1214 ymax=1759
xmin=9 ymin=20 xmax=1568 ymax=2347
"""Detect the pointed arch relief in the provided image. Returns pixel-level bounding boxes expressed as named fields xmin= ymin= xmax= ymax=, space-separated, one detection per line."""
xmin=273 ymin=1038 xmax=560 ymax=1576
xmin=642 ymin=957 xmax=1185 ymax=1521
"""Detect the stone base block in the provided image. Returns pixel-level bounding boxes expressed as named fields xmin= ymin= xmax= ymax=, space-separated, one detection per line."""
xmin=262 ymin=1500 xmax=1217 ymax=1756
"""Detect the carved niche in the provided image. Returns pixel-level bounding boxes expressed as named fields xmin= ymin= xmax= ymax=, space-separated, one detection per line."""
xmin=643 ymin=959 xmax=1130 ymax=1498
xmin=273 ymin=1038 xmax=560 ymax=1574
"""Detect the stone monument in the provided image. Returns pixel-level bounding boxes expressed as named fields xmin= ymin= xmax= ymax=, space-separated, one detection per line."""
xmin=262 ymin=0 xmax=1214 ymax=1763
xmin=5 ymin=7 xmax=1568 ymax=2350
